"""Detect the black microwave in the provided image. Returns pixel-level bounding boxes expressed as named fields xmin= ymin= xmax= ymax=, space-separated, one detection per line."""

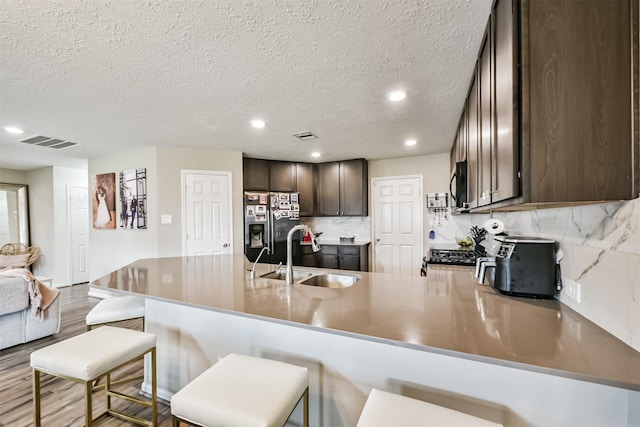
xmin=449 ymin=160 xmax=468 ymax=210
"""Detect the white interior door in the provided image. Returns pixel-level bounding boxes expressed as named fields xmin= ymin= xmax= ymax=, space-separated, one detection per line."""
xmin=69 ymin=186 xmax=89 ymax=284
xmin=372 ymin=176 xmax=423 ymax=275
xmin=182 ymin=171 xmax=233 ymax=256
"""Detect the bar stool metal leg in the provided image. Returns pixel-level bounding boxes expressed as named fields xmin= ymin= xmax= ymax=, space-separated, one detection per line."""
xmin=33 ymin=369 xmax=40 ymax=427
xmin=303 ymin=387 xmax=309 ymax=427
xmin=85 ymin=380 xmax=93 ymax=427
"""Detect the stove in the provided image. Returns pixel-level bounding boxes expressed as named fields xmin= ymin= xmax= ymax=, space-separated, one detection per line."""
xmin=428 ymin=248 xmax=481 ymax=266
xmin=420 ymin=248 xmax=483 ymax=276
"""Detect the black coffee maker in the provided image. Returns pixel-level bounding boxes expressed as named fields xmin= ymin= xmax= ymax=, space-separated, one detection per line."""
xmin=475 ymin=236 xmax=562 ymax=298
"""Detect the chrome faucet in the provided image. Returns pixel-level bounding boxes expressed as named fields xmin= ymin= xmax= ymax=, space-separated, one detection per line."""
xmin=249 ymin=246 xmax=270 ymax=280
xmin=286 ymin=225 xmax=320 ymax=285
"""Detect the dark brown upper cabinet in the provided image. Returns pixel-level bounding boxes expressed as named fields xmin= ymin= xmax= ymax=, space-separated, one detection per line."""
xmin=269 ymin=161 xmax=296 ymax=192
xmin=452 ymin=0 xmax=639 ymax=212
xmin=466 ymin=73 xmax=480 ymax=210
xmin=317 ymin=162 xmax=341 ymax=216
xmin=491 ymin=0 xmax=520 ymax=205
xmin=242 ymin=158 xmax=269 ymax=191
xmin=317 ymin=159 xmax=368 ymax=216
xmin=295 ymin=163 xmax=315 ymax=217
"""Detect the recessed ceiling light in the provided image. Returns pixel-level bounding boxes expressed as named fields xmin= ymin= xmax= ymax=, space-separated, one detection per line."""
xmin=311 ymin=152 xmax=321 ymax=158
xmin=3 ymin=126 xmax=24 ymax=134
xmin=387 ymin=90 xmax=406 ymax=102
xmin=405 ymin=139 xmax=417 ymax=146
xmin=250 ymin=119 xmax=265 ymax=128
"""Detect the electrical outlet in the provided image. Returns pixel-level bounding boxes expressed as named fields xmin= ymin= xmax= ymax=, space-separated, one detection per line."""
xmin=564 ymin=279 xmax=581 ymax=303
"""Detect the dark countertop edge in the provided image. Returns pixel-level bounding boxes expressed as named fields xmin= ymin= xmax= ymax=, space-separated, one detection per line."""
xmin=301 ymin=239 xmax=371 ymax=246
xmin=95 ymin=285 xmax=640 ymax=393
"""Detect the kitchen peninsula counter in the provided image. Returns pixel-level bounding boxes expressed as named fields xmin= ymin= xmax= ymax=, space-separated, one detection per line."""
xmin=91 ymin=254 xmax=640 ymax=392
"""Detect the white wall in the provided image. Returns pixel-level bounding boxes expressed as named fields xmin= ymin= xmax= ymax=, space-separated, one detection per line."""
xmin=155 ymin=147 xmax=244 ymax=257
xmin=52 ymin=166 xmax=88 ymax=285
xmin=88 ymin=146 xmax=244 ymax=281
xmin=0 ymin=168 xmax=28 ymax=185
xmin=88 ymin=147 xmax=160 ymax=281
xmin=18 ymin=166 xmax=88 ymax=285
xmin=26 ymin=167 xmax=54 ymax=278
xmin=369 ymin=153 xmax=451 ymax=257
xmin=369 ymin=153 xmax=450 ymax=192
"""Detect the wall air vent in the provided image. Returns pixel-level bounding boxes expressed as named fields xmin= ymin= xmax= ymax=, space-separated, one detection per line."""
xmin=292 ymin=131 xmax=318 ymax=141
xmin=20 ymin=135 xmax=82 ymax=150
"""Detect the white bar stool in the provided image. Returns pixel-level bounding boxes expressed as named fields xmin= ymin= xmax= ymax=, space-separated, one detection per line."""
xmin=30 ymin=326 xmax=157 ymax=427
xmin=171 ymin=353 xmax=309 ymax=427
xmin=86 ymin=295 xmax=146 ymax=331
xmin=357 ymin=389 xmax=502 ymax=427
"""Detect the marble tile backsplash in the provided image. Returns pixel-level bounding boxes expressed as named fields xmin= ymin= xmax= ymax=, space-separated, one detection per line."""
xmin=301 ymin=216 xmax=371 ymax=242
xmin=448 ymin=198 xmax=640 ymax=353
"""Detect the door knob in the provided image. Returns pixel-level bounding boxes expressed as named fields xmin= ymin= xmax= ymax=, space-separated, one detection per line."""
xmin=223 ymin=243 xmax=229 ymax=248
xmin=376 ymin=238 xmax=380 ymax=242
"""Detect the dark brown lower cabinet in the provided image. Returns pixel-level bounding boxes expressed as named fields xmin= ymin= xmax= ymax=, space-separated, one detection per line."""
xmin=313 ymin=244 xmax=369 ymax=272
xmin=301 ymin=244 xmax=318 ymax=267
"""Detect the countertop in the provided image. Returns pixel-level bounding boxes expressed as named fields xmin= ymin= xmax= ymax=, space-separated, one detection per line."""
xmin=91 ymin=254 xmax=640 ymax=391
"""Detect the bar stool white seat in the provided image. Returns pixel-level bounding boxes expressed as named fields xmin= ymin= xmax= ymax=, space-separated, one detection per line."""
xmin=31 ymin=326 xmax=157 ymax=427
xmin=357 ymin=389 xmax=502 ymax=427
xmin=86 ymin=295 xmax=145 ymax=330
xmin=171 ymin=353 xmax=309 ymax=427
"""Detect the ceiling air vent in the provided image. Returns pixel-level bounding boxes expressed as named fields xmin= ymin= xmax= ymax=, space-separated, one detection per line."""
xmin=292 ymin=131 xmax=318 ymax=141
xmin=20 ymin=135 xmax=82 ymax=150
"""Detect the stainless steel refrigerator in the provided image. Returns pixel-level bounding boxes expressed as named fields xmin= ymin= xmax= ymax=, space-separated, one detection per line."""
xmin=244 ymin=191 xmax=302 ymax=265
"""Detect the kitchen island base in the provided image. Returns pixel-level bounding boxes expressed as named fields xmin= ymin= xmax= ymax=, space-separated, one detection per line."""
xmin=141 ymin=298 xmax=637 ymax=427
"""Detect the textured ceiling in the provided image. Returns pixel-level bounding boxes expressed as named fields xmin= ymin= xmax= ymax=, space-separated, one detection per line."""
xmin=0 ymin=0 xmax=492 ymax=171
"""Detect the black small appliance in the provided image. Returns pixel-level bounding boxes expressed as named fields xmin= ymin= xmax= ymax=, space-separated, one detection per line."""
xmin=449 ymin=160 xmax=468 ymax=210
xmin=475 ymin=236 xmax=562 ymax=299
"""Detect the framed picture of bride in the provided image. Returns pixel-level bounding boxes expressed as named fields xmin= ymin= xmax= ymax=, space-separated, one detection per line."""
xmin=92 ymin=172 xmax=116 ymax=229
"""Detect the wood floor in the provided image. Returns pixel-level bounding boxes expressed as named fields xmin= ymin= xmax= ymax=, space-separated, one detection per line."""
xmin=0 ymin=284 xmax=174 ymax=426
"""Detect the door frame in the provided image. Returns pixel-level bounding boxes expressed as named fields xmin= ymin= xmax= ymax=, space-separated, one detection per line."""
xmin=180 ymin=169 xmax=234 ymax=256
xmin=370 ymin=174 xmax=424 ymax=273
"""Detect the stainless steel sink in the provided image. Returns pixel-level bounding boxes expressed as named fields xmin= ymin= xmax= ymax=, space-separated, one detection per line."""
xmin=260 ymin=270 xmax=312 ymax=281
xmin=300 ymin=273 xmax=359 ymax=288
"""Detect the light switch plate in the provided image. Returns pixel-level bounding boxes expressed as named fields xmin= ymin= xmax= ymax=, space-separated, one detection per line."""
xmin=161 ymin=215 xmax=172 ymax=224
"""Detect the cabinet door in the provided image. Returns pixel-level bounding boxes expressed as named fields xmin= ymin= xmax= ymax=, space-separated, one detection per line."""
xmin=300 ymin=244 xmax=317 ymax=266
xmin=339 ymin=245 xmax=362 ymax=271
xmin=527 ymin=0 xmax=632 ymax=202
xmin=478 ymin=26 xmax=493 ymax=208
xmin=318 ymin=245 xmax=339 ymax=269
xmin=317 ymin=162 xmax=340 ymax=216
xmin=458 ymin=114 xmax=467 ymax=162
xmin=340 ymin=255 xmax=361 ymax=271
xmin=466 ymin=73 xmax=480 ymax=209
xmin=295 ymin=163 xmax=315 ymax=216
xmin=243 ymin=158 xmax=269 ymax=191
xmin=492 ymin=0 xmax=519 ymax=203
xmin=340 ymin=159 xmax=368 ymax=216
xmin=269 ymin=161 xmax=295 ymax=192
